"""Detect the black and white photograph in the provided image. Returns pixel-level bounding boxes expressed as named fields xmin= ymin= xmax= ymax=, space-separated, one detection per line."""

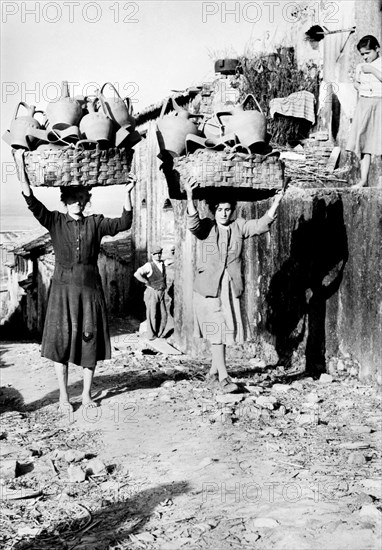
xmin=0 ymin=1 xmax=381 ymax=548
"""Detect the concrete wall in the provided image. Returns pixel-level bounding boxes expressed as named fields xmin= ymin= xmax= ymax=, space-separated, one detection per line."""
xmin=172 ymin=188 xmax=382 ymax=381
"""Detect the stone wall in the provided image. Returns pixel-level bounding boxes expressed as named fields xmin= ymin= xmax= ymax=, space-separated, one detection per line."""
xmin=172 ymin=188 xmax=382 ymax=381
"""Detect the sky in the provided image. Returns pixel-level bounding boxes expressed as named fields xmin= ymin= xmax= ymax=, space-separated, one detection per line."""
xmin=1 ymin=0 xmax=297 ymax=230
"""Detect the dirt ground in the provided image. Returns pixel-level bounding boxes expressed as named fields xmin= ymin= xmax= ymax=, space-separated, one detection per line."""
xmin=0 ymin=320 xmax=381 ymax=550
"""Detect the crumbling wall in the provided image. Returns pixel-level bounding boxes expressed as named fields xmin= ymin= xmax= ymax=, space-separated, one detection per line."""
xmin=97 ymin=251 xmax=133 ymax=317
xmin=172 ymin=188 xmax=382 ymax=381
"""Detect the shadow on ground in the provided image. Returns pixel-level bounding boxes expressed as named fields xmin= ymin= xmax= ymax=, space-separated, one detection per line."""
xmin=14 ymin=481 xmax=190 ymax=550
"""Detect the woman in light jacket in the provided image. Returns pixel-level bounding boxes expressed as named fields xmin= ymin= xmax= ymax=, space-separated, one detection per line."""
xmin=184 ymin=179 xmax=283 ymax=393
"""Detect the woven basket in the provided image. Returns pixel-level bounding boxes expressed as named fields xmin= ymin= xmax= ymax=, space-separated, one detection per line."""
xmin=173 ymin=149 xmax=284 ymax=189
xmin=23 ymin=141 xmax=134 ymax=187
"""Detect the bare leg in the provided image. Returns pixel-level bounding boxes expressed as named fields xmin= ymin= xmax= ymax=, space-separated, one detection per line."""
xmin=82 ymin=367 xmax=97 ymax=407
xmin=353 ymin=154 xmax=371 ymax=188
xmin=211 ymin=344 xmax=228 ymax=380
xmin=54 ymin=362 xmax=73 ymax=413
xmin=211 ymin=344 xmax=239 ymax=393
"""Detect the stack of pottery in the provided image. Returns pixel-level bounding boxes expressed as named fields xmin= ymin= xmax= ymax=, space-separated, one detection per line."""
xmin=2 ymin=80 xmax=141 ymax=152
xmin=157 ymin=93 xmax=269 ymax=158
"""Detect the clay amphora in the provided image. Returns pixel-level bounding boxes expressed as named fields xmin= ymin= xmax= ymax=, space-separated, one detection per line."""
xmin=156 ymin=98 xmax=198 ymax=157
xmin=80 ymin=96 xmax=114 ymax=145
xmin=223 ymin=94 xmax=266 ymax=151
xmin=99 ymin=82 xmax=136 ymax=129
xmin=9 ymin=102 xmax=47 ymax=149
xmin=45 ymin=81 xmax=82 ymax=131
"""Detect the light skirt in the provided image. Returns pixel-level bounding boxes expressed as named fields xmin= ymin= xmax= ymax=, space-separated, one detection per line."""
xmin=193 ymin=271 xmax=246 ymax=345
xmin=346 ymin=96 xmax=382 ymax=157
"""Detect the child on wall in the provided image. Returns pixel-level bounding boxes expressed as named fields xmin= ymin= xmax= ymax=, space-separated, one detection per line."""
xmin=346 ymin=35 xmax=382 ymax=188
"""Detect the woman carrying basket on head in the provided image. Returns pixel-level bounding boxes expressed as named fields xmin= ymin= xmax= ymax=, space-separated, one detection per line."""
xmin=184 ymin=178 xmax=283 ymax=393
xmin=13 ymin=149 xmax=136 ymax=413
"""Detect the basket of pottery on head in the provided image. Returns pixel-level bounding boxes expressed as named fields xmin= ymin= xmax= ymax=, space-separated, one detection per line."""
xmin=157 ymin=93 xmax=285 ymax=190
xmin=2 ymin=81 xmax=141 ymax=186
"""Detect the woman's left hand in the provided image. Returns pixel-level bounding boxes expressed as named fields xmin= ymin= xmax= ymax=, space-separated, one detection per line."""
xmin=125 ymin=174 xmax=137 ymax=193
xmin=267 ymin=190 xmax=284 ymax=218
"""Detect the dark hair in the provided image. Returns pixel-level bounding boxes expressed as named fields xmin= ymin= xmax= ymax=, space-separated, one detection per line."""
xmin=357 ymin=35 xmax=380 ymax=51
xmin=60 ymin=186 xmax=92 ymax=206
xmin=208 ymin=199 xmax=237 ymax=215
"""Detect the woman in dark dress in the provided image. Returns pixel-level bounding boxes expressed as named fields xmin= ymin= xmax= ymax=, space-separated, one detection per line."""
xmin=13 ymin=150 xmax=136 ymax=413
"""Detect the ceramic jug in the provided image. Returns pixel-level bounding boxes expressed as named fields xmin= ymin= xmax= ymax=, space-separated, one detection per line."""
xmin=99 ymin=82 xmax=136 ymax=129
xmin=9 ymin=102 xmax=47 ymax=149
xmin=156 ymin=98 xmax=198 ymax=157
xmin=80 ymin=96 xmax=114 ymax=145
xmin=222 ymin=94 xmax=266 ymax=151
xmin=45 ymin=81 xmax=82 ymax=131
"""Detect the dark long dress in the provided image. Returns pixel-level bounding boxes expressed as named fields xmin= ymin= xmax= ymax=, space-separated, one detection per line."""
xmin=24 ymin=192 xmax=132 ymax=368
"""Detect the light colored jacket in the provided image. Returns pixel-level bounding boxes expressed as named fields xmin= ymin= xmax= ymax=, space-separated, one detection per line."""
xmin=187 ymin=211 xmax=274 ymax=298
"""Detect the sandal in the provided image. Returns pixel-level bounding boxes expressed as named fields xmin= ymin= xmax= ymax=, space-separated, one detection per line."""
xmin=219 ymin=376 xmax=239 ymax=394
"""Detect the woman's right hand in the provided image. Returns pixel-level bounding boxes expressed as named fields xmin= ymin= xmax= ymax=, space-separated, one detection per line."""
xmin=12 ymin=149 xmax=31 ymax=195
xmin=183 ymin=176 xmax=199 ymax=197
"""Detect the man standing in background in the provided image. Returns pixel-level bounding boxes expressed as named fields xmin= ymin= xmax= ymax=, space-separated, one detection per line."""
xmin=134 ymin=246 xmax=169 ymax=340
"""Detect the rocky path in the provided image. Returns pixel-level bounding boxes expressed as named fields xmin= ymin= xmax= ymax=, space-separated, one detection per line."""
xmin=0 ymin=331 xmax=381 ymax=550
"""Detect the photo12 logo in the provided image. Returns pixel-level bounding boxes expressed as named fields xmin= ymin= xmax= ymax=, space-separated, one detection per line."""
xmin=201 ymin=1 xmax=339 ymax=25
xmin=2 ymin=2 xmax=140 ymax=24
xmin=1 ymin=80 xmax=140 ymax=105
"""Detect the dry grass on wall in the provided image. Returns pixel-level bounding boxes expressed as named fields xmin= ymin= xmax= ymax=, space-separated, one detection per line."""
xmin=239 ymin=48 xmax=320 ymax=145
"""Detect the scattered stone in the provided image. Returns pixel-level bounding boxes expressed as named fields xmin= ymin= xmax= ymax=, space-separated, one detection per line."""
xmin=296 ymin=413 xmax=317 ymax=425
xmin=215 ymin=393 xmax=244 ymax=404
xmin=349 ymin=425 xmax=372 ymax=434
xmin=305 ymin=391 xmax=320 ymax=404
xmin=251 ymin=517 xmax=279 ymax=529
xmin=243 ymin=531 xmax=260 ymax=543
xmin=336 ymin=360 xmax=346 ymax=372
xmin=319 ymin=374 xmax=333 ymax=384
xmin=337 ymin=442 xmax=370 ymax=450
xmin=67 ymin=464 xmax=86 ymax=483
xmin=17 ymin=526 xmax=41 ymax=537
xmin=86 ymin=458 xmax=107 ymax=476
xmin=348 ymin=452 xmax=367 ymax=465
xmin=161 ymin=380 xmax=176 ymax=388
xmin=328 ymin=359 xmax=337 ymax=375
xmin=0 ymin=459 xmax=19 ymax=480
xmin=64 ymin=449 xmax=86 ymax=463
xmin=277 ymin=405 xmax=287 ymax=416
xmin=244 ymin=385 xmax=263 ymax=395
xmin=249 ymin=358 xmax=266 ymax=369
xmin=359 ymin=504 xmax=382 ymax=522
xmin=264 ymin=427 xmax=282 ymax=437
xmin=358 ymin=479 xmax=382 ymax=499
xmin=271 ymin=383 xmax=291 ymax=393
xmin=135 ymin=532 xmax=156 ymax=543
xmin=255 ymin=395 xmax=277 ymax=409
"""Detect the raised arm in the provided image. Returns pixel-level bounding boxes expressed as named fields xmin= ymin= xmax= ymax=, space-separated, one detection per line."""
xmin=13 ymin=149 xmax=32 ymax=196
xmin=184 ymin=176 xmax=198 ymax=216
xmin=183 ymin=177 xmax=212 ymax=239
xmin=12 ymin=149 xmax=56 ymax=230
xmin=361 ymin=62 xmax=382 ymax=81
xmin=99 ymin=174 xmax=136 ymax=237
xmin=242 ymin=190 xmax=284 ymax=237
